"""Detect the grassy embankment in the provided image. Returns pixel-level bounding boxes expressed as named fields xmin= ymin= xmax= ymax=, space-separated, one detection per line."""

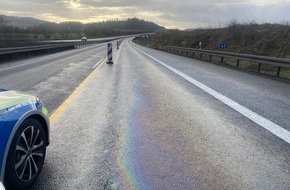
xmin=135 ymin=23 xmax=290 ymax=80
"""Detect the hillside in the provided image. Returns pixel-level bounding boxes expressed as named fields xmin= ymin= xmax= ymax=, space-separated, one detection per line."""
xmin=138 ymin=23 xmax=290 ymax=59
xmin=0 ymin=16 xmax=164 ymax=40
xmin=0 ymin=15 xmax=51 ymax=28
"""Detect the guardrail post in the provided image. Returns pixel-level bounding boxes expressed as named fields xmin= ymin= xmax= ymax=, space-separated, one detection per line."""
xmin=277 ymin=66 xmax=281 ymax=77
xmin=200 ymin=53 xmax=202 ymax=59
xmin=221 ymin=57 xmax=224 ymax=63
xmin=209 ymin=55 xmax=212 ymax=62
xmin=257 ymin=63 xmax=261 ymax=73
xmin=237 ymin=59 xmax=240 ymax=68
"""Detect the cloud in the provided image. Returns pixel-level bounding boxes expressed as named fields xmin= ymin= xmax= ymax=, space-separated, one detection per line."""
xmin=1 ymin=0 xmax=290 ymax=29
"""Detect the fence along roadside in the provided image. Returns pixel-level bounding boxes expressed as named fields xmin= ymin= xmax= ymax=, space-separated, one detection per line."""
xmin=159 ymin=46 xmax=290 ymax=78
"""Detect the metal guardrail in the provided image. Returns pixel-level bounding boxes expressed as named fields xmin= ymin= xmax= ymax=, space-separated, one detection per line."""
xmin=159 ymin=46 xmax=290 ymax=77
xmin=0 ymin=37 xmax=125 ymax=57
xmin=0 ymin=42 xmax=87 ymax=55
xmin=0 ymin=33 xmax=151 ymax=57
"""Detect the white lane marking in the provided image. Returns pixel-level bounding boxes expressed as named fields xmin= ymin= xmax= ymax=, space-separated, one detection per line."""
xmin=114 ymin=42 xmax=122 ymax=64
xmin=0 ymin=48 xmax=88 ymax=72
xmin=0 ymin=44 xmax=106 ymax=72
xmin=92 ymin=58 xmax=105 ymax=69
xmin=133 ymin=46 xmax=290 ymax=145
xmin=0 ymin=58 xmax=46 ymax=72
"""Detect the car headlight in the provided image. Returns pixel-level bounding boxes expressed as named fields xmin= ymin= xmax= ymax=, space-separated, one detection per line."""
xmin=37 ymin=97 xmax=46 ymax=107
xmin=0 ymin=182 xmax=5 ymax=190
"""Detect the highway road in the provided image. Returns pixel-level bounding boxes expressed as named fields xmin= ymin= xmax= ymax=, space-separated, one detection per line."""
xmin=1 ymin=39 xmax=290 ymax=189
xmin=0 ymin=42 xmax=108 ymax=113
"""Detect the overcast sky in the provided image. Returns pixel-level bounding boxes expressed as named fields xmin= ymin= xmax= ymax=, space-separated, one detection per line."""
xmin=1 ymin=0 xmax=290 ymax=29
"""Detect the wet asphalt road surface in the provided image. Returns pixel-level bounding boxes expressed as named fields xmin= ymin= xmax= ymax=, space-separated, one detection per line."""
xmin=0 ymin=42 xmax=108 ymax=113
xmin=2 ymin=39 xmax=290 ymax=189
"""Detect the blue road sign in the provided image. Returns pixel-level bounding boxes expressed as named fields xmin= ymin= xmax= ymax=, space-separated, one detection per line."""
xmin=220 ymin=43 xmax=228 ymax=49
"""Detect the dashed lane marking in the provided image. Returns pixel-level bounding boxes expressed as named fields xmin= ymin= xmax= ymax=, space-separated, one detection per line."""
xmin=50 ymin=58 xmax=106 ymax=126
xmin=92 ymin=57 xmax=105 ymax=69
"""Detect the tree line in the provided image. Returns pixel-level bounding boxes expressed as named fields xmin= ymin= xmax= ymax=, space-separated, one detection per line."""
xmin=0 ymin=17 xmax=163 ymax=39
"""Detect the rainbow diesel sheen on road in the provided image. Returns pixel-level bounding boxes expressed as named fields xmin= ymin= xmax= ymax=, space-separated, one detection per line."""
xmin=112 ymin=76 xmax=151 ymax=190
